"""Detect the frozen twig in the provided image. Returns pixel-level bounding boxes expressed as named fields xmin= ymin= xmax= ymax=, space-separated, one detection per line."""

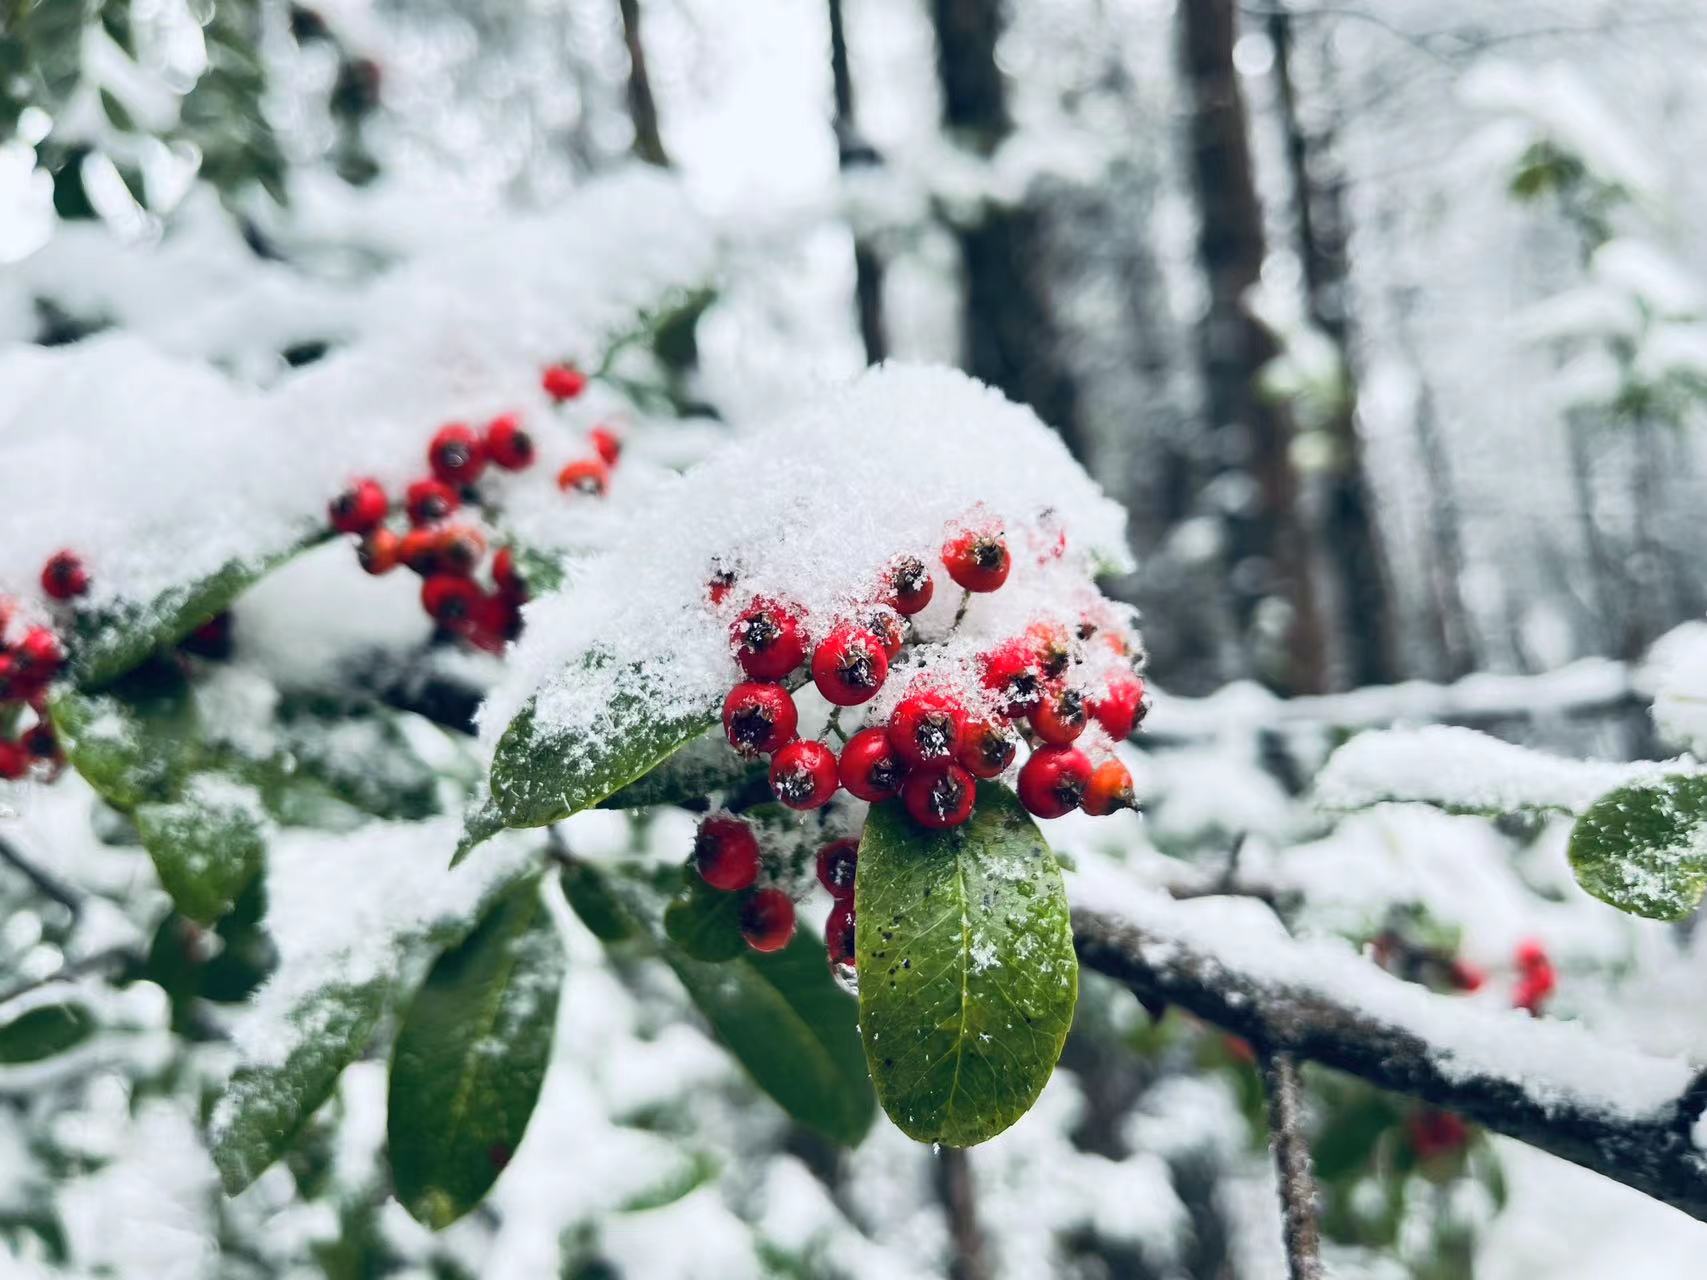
xmin=1258 ymin=1050 xmax=1322 ymax=1280
xmin=0 ymin=831 xmax=83 ymax=921
xmin=1072 ymin=907 xmax=1707 ymax=1223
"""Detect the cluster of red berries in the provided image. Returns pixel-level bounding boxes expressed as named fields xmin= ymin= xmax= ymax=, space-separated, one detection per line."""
xmin=1511 ymin=938 xmax=1555 ymax=1015
xmin=690 ymin=813 xmax=860 ymax=966
xmin=715 ymin=517 xmax=1146 ymax=832
xmin=0 ymin=551 xmax=87 ymax=779
xmin=326 ymin=363 xmax=621 ymax=654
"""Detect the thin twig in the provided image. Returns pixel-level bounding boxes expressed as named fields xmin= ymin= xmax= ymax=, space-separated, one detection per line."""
xmin=0 ymin=832 xmax=83 ymax=921
xmin=933 ymin=1146 xmax=991 ymax=1280
xmin=1258 ymin=1049 xmax=1323 ymax=1280
xmin=0 ymin=945 xmax=140 ymax=1007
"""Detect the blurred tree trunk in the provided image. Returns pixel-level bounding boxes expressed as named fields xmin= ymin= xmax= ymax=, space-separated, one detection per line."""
xmin=930 ymin=0 xmax=1086 ymax=460
xmin=1267 ymin=4 xmax=1398 ymax=688
xmin=618 ymin=0 xmax=670 ymax=167
xmin=828 ymin=0 xmax=888 ymax=364
xmin=1177 ymin=0 xmax=1324 ymax=694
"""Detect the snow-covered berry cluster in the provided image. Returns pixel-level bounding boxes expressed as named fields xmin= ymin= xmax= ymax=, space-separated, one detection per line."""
xmin=688 ymin=813 xmax=802 ymax=954
xmin=716 ymin=513 xmax=1147 ymax=830
xmin=326 ymin=363 xmax=622 ymax=653
xmin=0 ymin=552 xmax=85 ymax=779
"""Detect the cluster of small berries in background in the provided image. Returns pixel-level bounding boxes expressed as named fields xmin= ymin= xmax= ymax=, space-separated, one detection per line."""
xmin=715 ymin=514 xmax=1147 ymax=837
xmin=326 ymin=363 xmax=621 ymax=654
xmin=0 ymin=551 xmax=85 ymax=780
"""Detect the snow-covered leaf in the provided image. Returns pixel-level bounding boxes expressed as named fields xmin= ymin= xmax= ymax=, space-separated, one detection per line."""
xmin=211 ymin=975 xmax=390 ymax=1195
xmin=856 ymin=784 xmax=1077 ymax=1147
xmin=0 ymin=1002 xmax=94 ymax=1064
xmin=388 ymin=874 xmax=565 ymax=1230
xmin=598 ymin=728 xmax=762 ymax=810
xmin=1568 ymin=775 xmax=1707 ymax=921
xmin=51 ymin=663 xmax=203 ymax=809
xmin=135 ymin=776 xmax=268 ymax=925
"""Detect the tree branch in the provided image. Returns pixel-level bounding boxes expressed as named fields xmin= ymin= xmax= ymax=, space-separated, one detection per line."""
xmin=0 ymin=832 xmax=83 ymax=921
xmin=1258 ymin=1050 xmax=1322 ymax=1280
xmin=1072 ymin=907 xmax=1707 ymax=1223
xmin=934 ymin=1145 xmax=991 ymax=1280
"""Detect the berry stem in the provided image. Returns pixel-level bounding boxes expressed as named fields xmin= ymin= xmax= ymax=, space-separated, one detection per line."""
xmin=951 ymin=588 xmax=972 ymax=631
xmin=825 ymin=707 xmax=850 ymax=744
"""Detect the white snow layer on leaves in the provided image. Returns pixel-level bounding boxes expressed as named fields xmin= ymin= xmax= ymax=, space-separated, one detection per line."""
xmin=1648 ymin=621 xmax=1707 ymax=755
xmin=1315 ymin=725 xmax=1695 ymax=816
xmin=0 ymin=168 xmax=713 ymax=611
xmin=483 ymin=362 xmax=1135 ymax=747
xmin=1070 ymin=854 xmax=1695 ymax=1122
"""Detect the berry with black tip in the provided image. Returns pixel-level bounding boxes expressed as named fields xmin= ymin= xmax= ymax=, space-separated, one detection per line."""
xmin=16 ymin=627 xmax=63 ymax=680
xmin=405 ymin=478 xmax=459 ymax=526
xmin=1030 ymin=685 xmax=1087 ymax=745
xmin=980 ymin=638 xmax=1042 ymax=716
xmin=942 ymin=524 xmax=1010 ymax=592
xmin=1090 ymin=668 xmax=1146 ymax=741
xmin=436 ymin=524 xmax=486 ymax=577
xmin=589 ymin=425 xmax=622 ymax=465
xmin=41 ymin=551 xmax=89 ymax=600
xmin=1082 ymin=758 xmax=1137 ymax=816
xmin=859 ymin=604 xmax=906 ymax=660
xmin=421 ymin=574 xmax=482 ymax=625
xmin=1026 ymin=621 xmax=1073 ymax=680
xmin=887 ymin=687 xmax=967 ymax=767
xmin=838 ymin=726 xmax=907 ymax=802
xmin=358 ymin=528 xmax=401 ymax=575
xmin=958 ymin=720 xmax=1016 ymax=779
xmin=902 ymin=762 xmax=976 ymax=829
xmin=542 ymin=363 xmax=587 ymax=401
xmin=730 ymin=598 xmax=807 ymax=680
xmin=1017 ymin=745 xmax=1092 ymax=819
xmin=884 ymin=555 xmax=935 ymax=616
xmin=400 ymin=526 xmax=443 ymax=576
xmin=816 ymin=838 xmax=858 ymax=899
xmin=492 ymin=546 xmax=527 ymax=599
xmin=826 ymin=900 xmax=856 ymax=966
xmin=557 ymin=457 xmax=610 ymax=496
xmin=740 ymin=888 xmax=797 ymax=953
xmin=484 ymin=414 xmax=536 ymax=471
xmin=708 ymin=561 xmax=738 ymax=606
xmin=330 ymin=478 xmax=388 ymax=534
xmin=722 ymin=681 xmax=799 ymax=756
xmin=769 ymin=739 xmax=839 ymax=810
xmin=428 ymin=423 xmax=486 ymax=485
xmin=694 ymin=816 xmax=761 ymax=891
xmin=810 ymin=623 xmax=889 ymax=707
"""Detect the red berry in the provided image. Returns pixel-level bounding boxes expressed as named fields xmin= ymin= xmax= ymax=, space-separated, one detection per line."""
xmin=942 ymin=524 xmax=1010 ymax=592
xmin=883 ymin=555 xmax=935 ymax=616
xmin=0 ymin=740 xmax=26 ymax=780
xmin=858 ymin=604 xmax=907 ymax=660
xmin=492 ymin=546 xmax=527 ymax=598
xmin=980 ymin=638 xmax=1042 ymax=716
xmin=1514 ymin=939 xmax=1549 ymax=971
xmin=421 ymin=574 xmax=482 ymax=625
xmin=770 ymin=739 xmax=839 ymax=810
xmin=1030 ymin=685 xmax=1088 ymax=745
xmin=694 ymin=816 xmax=761 ymax=891
xmin=484 ymin=414 xmax=536 ymax=471
xmin=428 ymin=422 xmax=486 ymax=485
xmin=1026 ymin=620 xmax=1073 ymax=680
xmin=810 ymin=624 xmax=889 ymax=707
xmin=722 ymin=681 xmax=799 ymax=756
xmin=557 ymin=457 xmax=610 ymax=496
xmin=708 ymin=561 xmax=738 ymax=606
xmin=589 ymin=425 xmax=622 ymax=466
xmin=1082 ymin=758 xmax=1136 ymax=816
xmin=399 ymin=526 xmax=444 ymax=576
xmin=1017 ymin=745 xmax=1092 ymax=819
xmin=358 ymin=528 xmax=401 ymax=575
xmin=1089 ymin=669 xmax=1146 ymax=740
xmin=887 ymin=687 xmax=967 ymax=767
xmin=826 ymin=900 xmax=856 ymax=966
xmin=405 ymin=478 xmax=459 ymax=526
xmin=330 ymin=478 xmax=388 ymax=534
xmin=838 ymin=726 xmax=907 ymax=802
xmin=182 ymin=612 xmax=234 ymax=660
xmin=740 ymin=888 xmax=796 ymax=953
xmin=0 ymin=653 xmax=16 ymax=698
xmin=542 ymin=363 xmax=588 ymax=401
xmin=816 ymin=838 xmax=859 ymax=899
xmin=902 ymin=762 xmax=976 ymax=829
xmin=958 ymin=720 xmax=1016 ymax=779
xmin=1406 ymin=1109 xmax=1469 ymax=1161
xmin=730 ymin=598 xmax=807 ymax=680
xmin=16 ymin=627 xmax=63 ymax=679
xmin=1449 ymin=959 xmax=1486 ymax=993
xmin=436 ymin=524 xmax=487 ymax=577
xmin=41 ymin=550 xmax=89 ymax=600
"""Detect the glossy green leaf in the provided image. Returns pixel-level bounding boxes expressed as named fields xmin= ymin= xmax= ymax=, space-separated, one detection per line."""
xmin=212 ymin=975 xmax=390 ymax=1195
xmin=0 ymin=1002 xmax=95 ymax=1064
xmin=599 ymin=729 xmax=762 ymax=809
xmin=1568 ymin=774 xmax=1707 ymax=921
xmin=560 ymin=859 xmax=635 ymax=943
xmin=856 ymin=784 xmax=1078 ymax=1147
xmin=661 ymin=879 xmax=746 ymax=963
xmin=135 ymin=778 xmax=267 ymax=924
xmin=603 ymin=867 xmax=873 ymax=1145
xmin=51 ymin=662 xmax=203 ymax=809
xmin=451 ymin=797 xmax=507 ymax=868
xmin=388 ymin=875 xmax=565 ymax=1229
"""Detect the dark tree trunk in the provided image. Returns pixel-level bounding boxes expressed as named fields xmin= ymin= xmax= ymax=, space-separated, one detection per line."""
xmin=618 ymin=0 xmax=670 ymax=168
xmin=929 ymin=0 xmax=1087 ymax=460
xmin=1267 ymin=3 xmax=1398 ymax=688
xmin=828 ymin=0 xmax=888 ymax=363
xmin=1178 ymin=0 xmax=1324 ymax=694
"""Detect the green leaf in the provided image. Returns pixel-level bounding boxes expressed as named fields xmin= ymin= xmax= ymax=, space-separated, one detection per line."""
xmin=1568 ymin=774 xmax=1707 ymax=920
xmin=560 ymin=859 xmax=634 ymax=943
xmin=212 ymin=975 xmax=389 ymax=1195
xmin=856 ymin=784 xmax=1078 ymax=1147
xmin=489 ymin=685 xmax=716 ymax=831
xmin=0 ymin=1002 xmax=94 ymax=1064
xmin=51 ymin=662 xmax=203 ymax=809
xmin=599 ymin=729 xmax=762 ymax=809
xmin=451 ymin=796 xmax=507 ymax=868
xmin=662 ymin=879 xmax=745 ymax=963
xmin=72 ymin=536 xmax=321 ymax=688
xmin=135 ymin=777 xmax=267 ymax=924
xmin=603 ymin=867 xmax=874 ymax=1145
xmin=388 ymin=875 xmax=565 ymax=1229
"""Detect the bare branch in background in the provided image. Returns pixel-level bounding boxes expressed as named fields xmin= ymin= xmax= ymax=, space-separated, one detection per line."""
xmin=618 ymin=0 xmax=671 ymax=168
xmin=827 ymin=0 xmax=888 ymax=363
xmin=1258 ymin=1049 xmax=1324 ymax=1280
xmin=934 ymin=1145 xmax=992 ymax=1280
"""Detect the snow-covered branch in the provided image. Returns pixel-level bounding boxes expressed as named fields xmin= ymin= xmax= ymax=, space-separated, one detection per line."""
xmin=1072 ymin=905 xmax=1707 ymax=1222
